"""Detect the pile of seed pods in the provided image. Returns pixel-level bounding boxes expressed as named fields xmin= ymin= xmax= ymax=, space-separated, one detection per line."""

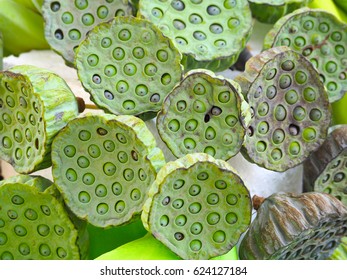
xmin=1 ymin=1 xmax=347 ymax=260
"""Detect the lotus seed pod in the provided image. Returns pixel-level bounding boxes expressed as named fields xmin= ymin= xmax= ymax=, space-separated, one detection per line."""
xmin=42 ymin=0 xmax=134 ymax=66
xmin=303 ymin=125 xmax=347 ymax=207
xmin=0 ymin=175 xmax=88 ymax=260
xmin=248 ymin=0 xmax=312 ymax=24
xmin=142 ymin=153 xmax=252 ymax=260
xmin=239 ymin=192 xmax=347 ymax=260
xmin=263 ymin=8 xmax=347 ymax=102
xmin=234 ymin=46 xmax=331 ymax=172
xmin=75 ymin=16 xmax=183 ymax=117
xmin=157 ymin=69 xmax=251 ymax=160
xmin=329 ymin=236 xmax=347 ymax=260
xmin=96 ymin=232 xmax=238 ymax=260
xmin=137 ymin=0 xmax=253 ymax=72
xmin=52 ymin=113 xmax=166 ymax=228
xmin=0 ymin=65 xmax=79 ymax=174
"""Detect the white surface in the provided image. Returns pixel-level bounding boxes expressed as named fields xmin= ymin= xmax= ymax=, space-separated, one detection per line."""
xmin=1 ymin=20 xmax=303 ymax=199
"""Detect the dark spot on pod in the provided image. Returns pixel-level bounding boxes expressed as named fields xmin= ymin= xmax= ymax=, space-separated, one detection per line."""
xmin=162 ymin=196 xmax=170 ymax=206
xmin=97 ymin=127 xmax=108 ymax=135
xmin=289 ymin=124 xmax=300 ymax=136
xmin=211 ymin=106 xmax=222 ymax=116
xmin=54 ymin=29 xmax=64 ymax=40
xmin=174 ymin=232 xmax=184 ymax=241
xmin=204 ymin=114 xmax=211 ymax=123
xmin=131 ymin=150 xmax=138 ymax=161
xmin=50 ymin=1 xmax=60 ymax=12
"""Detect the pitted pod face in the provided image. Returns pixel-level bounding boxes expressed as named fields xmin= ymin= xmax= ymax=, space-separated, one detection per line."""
xmin=239 ymin=192 xmax=347 ymax=260
xmin=138 ymin=0 xmax=253 ymax=72
xmin=157 ymin=70 xmax=250 ymax=160
xmin=263 ymin=8 xmax=347 ymax=102
xmin=142 ymin=153 xmax=252 ymax=260
xmin=42 ymin=0 xmax=134 ymax=66
xmin=51 ymin=114 xmax=165 ymax=228
xmin=0 ymin=72 xmax=46 ymax=173
xmin=75 ymin=16 xmax=183 ymax=116
xmin=235 ymin=46 xmax=331 ymax=172
xmin=0 ymin=176 xmax=83 ymax=260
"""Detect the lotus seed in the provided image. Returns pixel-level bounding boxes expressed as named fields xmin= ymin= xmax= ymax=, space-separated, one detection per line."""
xmin=65 ymin=168 xmax=77 ymax=181
xmin=257 ymin=102 xmax=269 ymax=116
xmin=152 ymin=8 xmax=163 ymax=18
xmin=103 ymin=162 xmax=116 ymax=176
xmin=150 ymin=94 xmax=161 ymax=103
xmin=95 ymin=184 xmax=107 ymax=197
xmin=11 ymin=195 xmax=24 ymax=205
xmin=160 ymin=215 xmax=169 ymax=227
xmin=135 ymin=84 xmax=148 ymax=96
xmin=177 ymin=100 xmax=187 ymax=111
xmin=97 ymin=6 xmax=109 ymax=19
xmin=302 ymin=47 xmax=312 ymax=56
xmin=115 ymin=9 xmax=125 ymax=16
xmin=172 ymin=199 xmax=184 ymax=209
xmin=97 ymin=203 xmax=109 ymax=215
xmin=81 ymin=13 xmax=94 ymax=26
xmin=266 ymin=69 xmax=277 ymax=80
xmin=123 ymin=169 xmax=134 ymax=181
xmin=225 ymin=115 xmax=238 ymax=127
xmin=279 ymin=75 xmax=292 ymax=89
xmin=193 ymin=100 xmax=206 ymax=113
xmin=335 ymin=45 xmax=345 ymax=55
xmin=207 ymin=193 xmax=219 ymax=205
xmin=2 ymin=137 xmax=12 ymax=149
xmin=205 ymin=126 xmax=216 ymax=140
xmin=189 ymin=14 xmax=202 ymax=24
xmin=188 ymin=184 xmax=201 ymax=196
xmin=17 ymin=112 xmax=26 ymax=124
xmin=275 ymin=105 xmax=287 ymax=121
xmin=206 ymin=212 xmax=220 ymax=225
xmin=112 ymin=182 xmax=122 ymax=196
xmin=204 ymin=146 xmax=216 ymax=156
xmin=39 ymin=244 xmax=51 ymax=256
xmin=309 ymin=109 xmax=322 ymax=121
xmin=334 ymin=172 xmax=345 ymax=182
xmin=184 ymin=138 xmax=196 ymax=150
xmin=175 ymin=37 xmax=187 ymax=45
xmin=15 ymin=148 xmax=23 ymax=160
xmin=303 ymin=127 xmax=317 ymax=141
xmin=175 ymin=215 xmax=187 ymax=226
xmin=37 ymin=224 xmax=50 ymax=237
xmin=50 ymin=1 xmax=60 ymax=12
xmin=171 ymin=0 xmax=185 ymax=11
xmin=116 ymin=133 xmax=127 ymax=144
xmin=56 ymin=247 xmax=67 ymax=259
xmin=258 ymin=122 xmax=269 ymax=135
xmin=215 ymin=180 xmax=227 ymax=190
xmin=145 ymin=64 xmax=157 ymax=76
xmin=207 ymin=5 xmax=221 ymax=15
xmin=132 ymin=47 xmax=145 ymax=59
xmin=193 ymin=31 xmax=206 ymax=41
xmin=113 ymin=47 xmax=125 ymax=60
xmin=285 ymin=90 xmax=299 ymax=105
xmin=326 ymin=62 xmax=338 ymax=73
xmin=185 ymin=119 xmax=198 ymax=131
xmin=332 ymin=31 xmax=342 ymax=42
xmin=68 ymin=29 xmax=81 ymax=40
xmin=174 ymin=232 xmax=184 ymax=241
xmin=14 ymin=225 xmax=27 ymax=236
xmin=18 ymin=243 xmax=30 ymax=256
xmin=161 ymin=73 xmax=172 ymax=85
xmin=210 ymin=24 xmax=223 ymax=34
xmin=86 ymin=54 xmax=99 ymax=67
xmin=19 ymin=96 xmax=28 ymax=107
xmin=0 ymin=233 xmax=7 ymax=245
xmin=173 ymin=179 xmax=185 ymax=189
xmin=272 ymin=129 xmax=285 ymax=144
xmin=116 ymin=81 xmax=129 ymax=93
xmin=115 ymin=200 xmax=125 ymax=213
xmin=173 ymin=19 xmax=186 ymax=31
xmin=117 ymin=151 xmax=128 ymax=164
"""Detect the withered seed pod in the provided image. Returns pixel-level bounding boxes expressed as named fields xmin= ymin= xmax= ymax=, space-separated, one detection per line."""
xmin=239 ymin=192 xmax=347 ymax=260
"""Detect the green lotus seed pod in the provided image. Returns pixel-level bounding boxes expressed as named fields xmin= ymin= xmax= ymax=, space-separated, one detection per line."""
xmin=303 ymin=125 xmax=347 ymax=207
xmin=0 ymin=65 xmax=79 ymax=174
xmin=42 ymin=0 xmax=134 ymax=66
xmin=0 ymin=175 xmax=88 ymax=260
xmin=239 ymin=192 xmax=347 ymax=260
xmin=137 ymin=0 xmax=253 ymax=72
xmin=234 ymin=46 xmax=331 ymax=172
xmin=142 ymin=153 xmax=251 ymax=260
xmin=263 ymin=8 xmax=347 ymax=102
xmin=75 ymin=16 xmax=183 ymax=117
xmin=52 ymin=113 xmax=165 ymax=228
xmin=329 ymin=236 xmax=347 ymax=260
xmin=248 ymin=0 xmax=312 ymax=24
xmin=96 ymin=232 xmax=238 ymax=260
xmin=157 ymin=69 xmax=251 ymax=160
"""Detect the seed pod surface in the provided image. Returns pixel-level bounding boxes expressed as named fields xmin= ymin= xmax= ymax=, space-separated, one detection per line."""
xmin=239 ymin=192 xmax=347 ymax=260
xmin=235 ymin=46 xmax=331 ymax=172
xmin=248 ymin=0 xmax=312 ymax=24
xmin=75 ymin=16 xmax=183 ymax=116
xmin=0 ymin=65 xmax=79 ymax=174
xmin=42 ymin=0 xmax=134 ymax=66
xmin=138 ymin=0 xmax=253 ymax=72
xmin=142 ymin=153 xmax=252 ymax=260
xmin=157 ymin=69 xmax=251 ymax=160
xmin=0 ymin=175 xmax=87 ymax=260
xmin=303 ymin=125 xmax=347 ymax=206
xmin=52 ymin=113 xmax=165 ymax=228
xmin=263 ymin=8 xmax=347 ymax=102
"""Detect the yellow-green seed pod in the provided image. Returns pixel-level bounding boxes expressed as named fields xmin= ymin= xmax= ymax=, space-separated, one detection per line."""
xmin=0 ymin=65 xmax=79 ymax=174
xmin=0 ymin=175 xmax=89 ymax=260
